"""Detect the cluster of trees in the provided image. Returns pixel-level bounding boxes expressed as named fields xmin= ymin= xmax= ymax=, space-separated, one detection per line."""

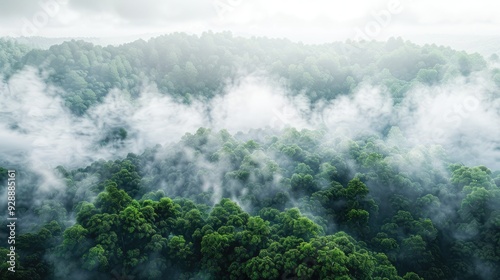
xmin=1 ymin=32 xmax=494 ymax=115
xmin=57 ymin=183 xmax=412 ymax=280
xmin=0 ymin=39 xmax=31 ymax=76
xmin=1 ymin=34 xmax=499 ymax=279
xmin=1 ymin=127 xmax=499 ymax=279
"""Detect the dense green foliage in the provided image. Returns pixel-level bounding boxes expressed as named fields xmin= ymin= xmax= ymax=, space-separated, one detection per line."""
xmin=1 ymin=33 xmax=499 ymax=279
xmin=1 ymin=127 xmax=499 ymax=279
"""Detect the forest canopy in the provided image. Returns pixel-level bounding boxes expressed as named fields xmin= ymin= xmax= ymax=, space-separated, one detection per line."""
xmin=0 ymin=33 xmax=499 ymax=280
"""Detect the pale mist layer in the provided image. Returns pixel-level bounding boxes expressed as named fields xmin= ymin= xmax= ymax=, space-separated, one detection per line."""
xmin=0 ymin=66 xmax=498 ymax=191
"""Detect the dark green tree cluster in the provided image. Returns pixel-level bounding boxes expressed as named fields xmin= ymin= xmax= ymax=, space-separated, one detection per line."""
xmin=2 ymin=181 xmax=408 ymax=280
xmin=2 ymin=127 xmax=499 ymax=279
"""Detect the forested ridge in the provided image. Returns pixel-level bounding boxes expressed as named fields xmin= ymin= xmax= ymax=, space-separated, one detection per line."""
xmin=0 ymin=33 xmax=499 ymax=280
xmin=1 ymin=32 xmax=495 ymax=115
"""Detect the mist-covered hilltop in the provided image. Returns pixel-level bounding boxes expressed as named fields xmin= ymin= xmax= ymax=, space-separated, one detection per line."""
xmin=0 ymin=33 xmax=499 ymax=280
xmin=1 ymin=32 xmax=494 ymax=113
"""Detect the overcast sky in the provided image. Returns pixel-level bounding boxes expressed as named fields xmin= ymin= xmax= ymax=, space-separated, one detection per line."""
xmin=0 ymin=0 xmax=499 ymax=45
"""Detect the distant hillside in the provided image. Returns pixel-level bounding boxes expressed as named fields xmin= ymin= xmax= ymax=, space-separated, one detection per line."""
xmin=1 ymin=33 xmax=491 ymax=116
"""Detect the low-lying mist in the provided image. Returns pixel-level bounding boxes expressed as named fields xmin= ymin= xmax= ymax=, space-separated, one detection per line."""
xmin=1 ymin=65 xmax=499 ymax=179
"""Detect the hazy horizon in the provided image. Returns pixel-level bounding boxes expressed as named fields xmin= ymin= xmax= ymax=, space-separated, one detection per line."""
xmin=1 ymin=1 xmax=499 ymax=52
